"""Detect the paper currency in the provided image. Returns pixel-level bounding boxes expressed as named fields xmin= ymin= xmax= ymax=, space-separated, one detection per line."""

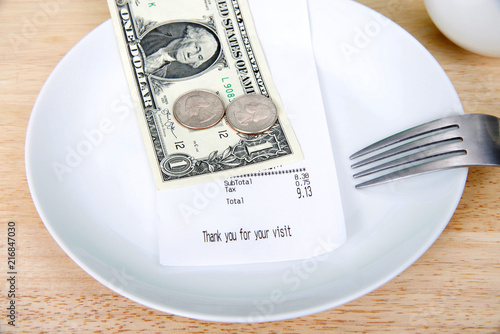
xmin=107 ymin=0 xmax=302 ymax=189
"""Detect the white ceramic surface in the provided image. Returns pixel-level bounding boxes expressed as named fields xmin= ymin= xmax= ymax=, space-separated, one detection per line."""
xmin=424 ymin=0 xmax=500 ymax=57
xmin=25 ymin=0 xmax=467 ymax=322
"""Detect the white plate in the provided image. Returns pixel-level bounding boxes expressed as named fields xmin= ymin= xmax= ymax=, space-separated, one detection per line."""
xmin=26 ymin=1 xmax=467 ymax=322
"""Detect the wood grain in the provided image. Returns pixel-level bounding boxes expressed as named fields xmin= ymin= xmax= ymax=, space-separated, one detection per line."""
xmin=0 ymin=0 xmax=499 ymax=332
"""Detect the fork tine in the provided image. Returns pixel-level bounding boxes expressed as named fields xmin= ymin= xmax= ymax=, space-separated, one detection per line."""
xmin=353 ymin=142 xmax=466 ymax=178
xmin=351 ymin=130 xmax=463 ymax=169
xmin=349 ymin=117 xmax=460 ymax=160
xmin=351 ymin=113 xmax=500 ymax=188
xmin=354 ymin=155 xmax=469 ymax=189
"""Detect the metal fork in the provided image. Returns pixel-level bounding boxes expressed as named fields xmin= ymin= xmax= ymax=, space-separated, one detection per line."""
xmin=350 ymin=113 xmax=500 ymax=189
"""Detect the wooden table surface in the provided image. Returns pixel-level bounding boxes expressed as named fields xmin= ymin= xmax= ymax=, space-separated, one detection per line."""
xmin=1 ymin=0 xmax=499 ymax=332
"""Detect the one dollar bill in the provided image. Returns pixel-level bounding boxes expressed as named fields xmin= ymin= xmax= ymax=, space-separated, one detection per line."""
xmin=107 ymin=0 xmax=302 ymax=189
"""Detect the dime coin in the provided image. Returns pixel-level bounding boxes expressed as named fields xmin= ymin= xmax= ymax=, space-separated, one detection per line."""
xmin=225 ymin=94 xmax=278 ymax=135
xmin=173 ymin=90 xmax=225 ymax=130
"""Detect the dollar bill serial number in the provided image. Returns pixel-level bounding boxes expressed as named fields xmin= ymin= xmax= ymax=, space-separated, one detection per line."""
xmin=221 ymin=77 xmax=236 ymax=102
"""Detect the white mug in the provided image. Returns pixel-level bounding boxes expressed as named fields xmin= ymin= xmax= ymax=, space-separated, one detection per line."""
xmin=424 ymin=0 xmax=500 ymax=57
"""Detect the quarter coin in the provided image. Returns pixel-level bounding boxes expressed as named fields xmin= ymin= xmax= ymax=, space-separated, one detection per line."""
xmin=173 ymin=90 xmax=225 ymax=130
xmin=225 ymin=94 xmax=278 ymax=135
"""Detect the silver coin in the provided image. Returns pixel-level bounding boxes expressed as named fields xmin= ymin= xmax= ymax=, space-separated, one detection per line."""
xmin=225 ymin=94 xmax=278 ymax=135
xmin=173 ymin=90 xmax=225 ymax=130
